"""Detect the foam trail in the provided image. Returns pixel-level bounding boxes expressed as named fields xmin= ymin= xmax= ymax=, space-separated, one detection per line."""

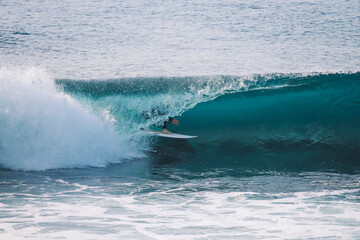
xmin=0 ymin=67 xmax=141 ymax=170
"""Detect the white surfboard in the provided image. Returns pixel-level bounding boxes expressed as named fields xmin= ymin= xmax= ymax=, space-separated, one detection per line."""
xmin=146 ymin=130 xmax=198 ymax=139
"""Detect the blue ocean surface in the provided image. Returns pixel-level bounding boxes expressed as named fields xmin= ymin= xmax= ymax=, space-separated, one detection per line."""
xmin=1 ymin=0 xmax=360 ymax=239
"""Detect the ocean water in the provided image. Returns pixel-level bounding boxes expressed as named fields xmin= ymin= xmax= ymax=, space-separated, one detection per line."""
xmin=1 ymin=0 xmax=360 ymax=239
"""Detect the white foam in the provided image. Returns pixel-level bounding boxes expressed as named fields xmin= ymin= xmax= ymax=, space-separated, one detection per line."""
xmin=1 ymin=186 xmax=359 ymax=240
xmin=0 ymin=67 xmax=143 ymax=170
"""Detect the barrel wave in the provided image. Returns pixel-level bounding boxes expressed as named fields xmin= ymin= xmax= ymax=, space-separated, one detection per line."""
xmin=1 ymin=68 xmax=359 ymax=172
xmin=56 ymin=72 xmax=360 ymax=173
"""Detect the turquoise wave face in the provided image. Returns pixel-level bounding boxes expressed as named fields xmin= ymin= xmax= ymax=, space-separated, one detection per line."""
xmin=54 ymin=72 xmax=360 ymax=173
xmin=175 ymin=73 xmax=360 ymax=173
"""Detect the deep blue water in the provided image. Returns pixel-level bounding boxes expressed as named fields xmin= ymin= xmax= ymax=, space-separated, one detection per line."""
xmin=1 ymin=0 xmax=360 ymax=239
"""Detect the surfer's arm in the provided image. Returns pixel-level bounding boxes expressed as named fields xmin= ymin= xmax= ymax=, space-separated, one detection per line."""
xmin=170 ymin=118 xmax=179 ymax=125
xmin=163 ymin=117 xmax=179 ymax=128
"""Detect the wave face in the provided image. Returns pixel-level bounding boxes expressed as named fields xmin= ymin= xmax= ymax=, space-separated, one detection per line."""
xmin=177 ymin=73 xmax=360 ymax=173
xmin=55 ymin=72 xmax=360 ymax=172
xmin=1 ymin=69 xmax=359 ymax=171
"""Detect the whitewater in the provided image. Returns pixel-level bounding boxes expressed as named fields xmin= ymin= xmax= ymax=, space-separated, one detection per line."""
xmin=1 ymin=0 xmax=360 ymax=239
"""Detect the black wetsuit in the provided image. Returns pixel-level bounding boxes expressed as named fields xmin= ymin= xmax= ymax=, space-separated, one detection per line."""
xmin=163 ymin=117 xmax=174 ymax=129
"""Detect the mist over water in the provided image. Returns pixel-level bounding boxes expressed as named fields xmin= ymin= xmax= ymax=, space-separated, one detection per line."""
xmin=1 ymin=0 xmax=360 ymax=239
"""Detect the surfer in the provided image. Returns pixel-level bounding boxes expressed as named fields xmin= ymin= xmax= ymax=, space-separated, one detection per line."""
xmin=162 ymin=117 xmax=179 ymax=134
xmin=143 ymin=108 xmax=179 ymax=134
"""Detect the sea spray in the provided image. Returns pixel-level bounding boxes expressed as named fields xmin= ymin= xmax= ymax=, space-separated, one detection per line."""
xmin=0 ymin=67 xmax=142 ymax=170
